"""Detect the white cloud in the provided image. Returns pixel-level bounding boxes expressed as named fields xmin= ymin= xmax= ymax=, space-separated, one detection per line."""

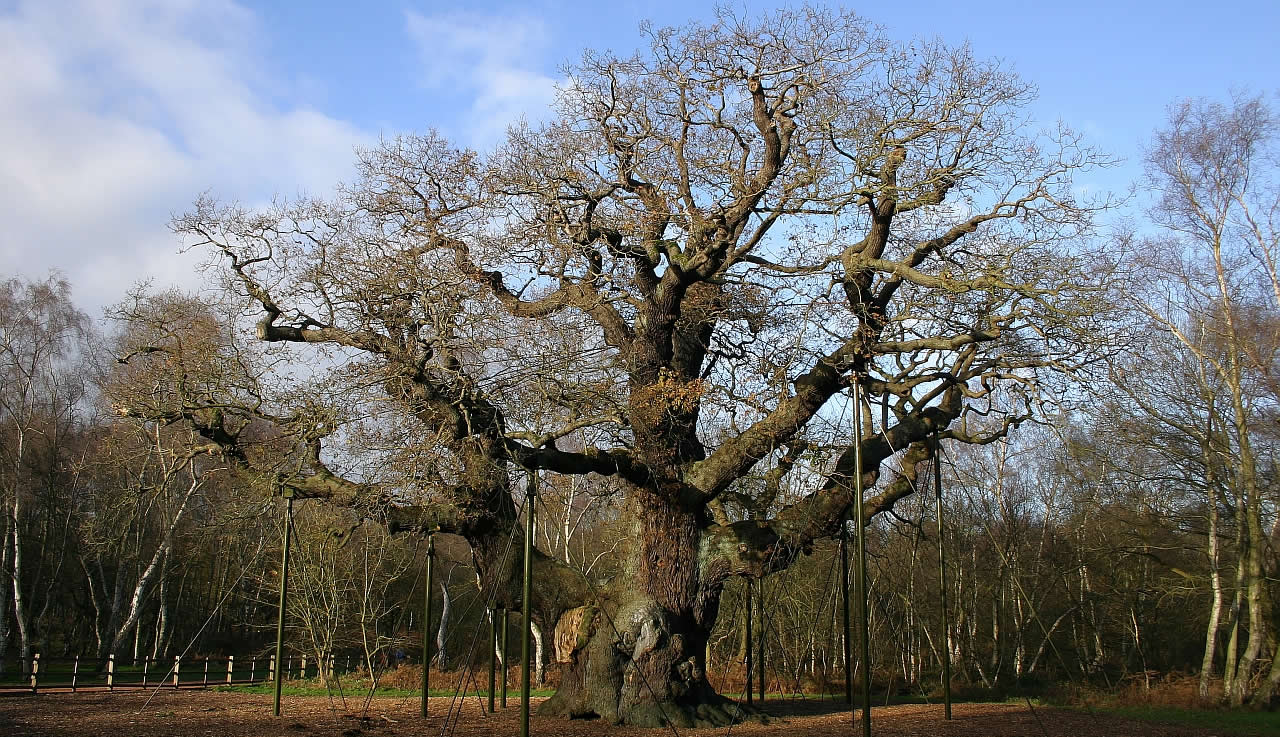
xmin=0 ymin=0 xmax=369 ymax=316
xmin=404 ymin=10 xmax=559 ymax=148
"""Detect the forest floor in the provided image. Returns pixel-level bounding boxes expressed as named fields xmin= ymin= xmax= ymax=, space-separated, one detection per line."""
xmin=0 ymin=690 xmax=1260 ymax=736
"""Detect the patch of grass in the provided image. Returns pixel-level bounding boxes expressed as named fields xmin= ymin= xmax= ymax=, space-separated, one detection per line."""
xmin=714 ymin=690 xmax=1012 ymax=707
xmin=215 ymin=683 xmax=556 ymax=698
xmin=215 ymin=683 xmax=412 ymax=697
xmin=1084 ymin=705 xmax=1280 ymax=737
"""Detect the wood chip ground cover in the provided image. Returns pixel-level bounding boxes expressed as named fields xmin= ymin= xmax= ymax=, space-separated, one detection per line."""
xmin=0 ymin=691 xmax=1236 ymax=736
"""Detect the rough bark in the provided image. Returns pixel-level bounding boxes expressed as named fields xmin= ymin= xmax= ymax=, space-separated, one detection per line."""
xmin=0 ymin=511 xmax=11 ymax=676
xmin=101 ymin=473 xmax=200 ymax=658
xmin=1200 ymin=459 xmax=1223 ymax=700
xmin=540 ymin=488 xmax=729 ymax=726
xmin=435 ymin=565 xmax=454 ymax=666
xmin=11 ymin=488 xmax=30 ymax=673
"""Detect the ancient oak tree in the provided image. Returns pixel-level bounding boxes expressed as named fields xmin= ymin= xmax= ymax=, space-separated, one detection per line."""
xmin=157 ymin=8 xmax=1114 ymax=726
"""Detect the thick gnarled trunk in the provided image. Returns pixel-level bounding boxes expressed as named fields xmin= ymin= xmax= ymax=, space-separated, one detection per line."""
xmin=541 ymin=492 xmax=744 ymax=727
xmin=543 ymin=593 xmax=743 ymax=727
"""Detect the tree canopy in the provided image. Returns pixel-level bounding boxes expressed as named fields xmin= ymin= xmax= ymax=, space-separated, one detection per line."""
xmin=115 ymin=6 xmax=1123 ymax=725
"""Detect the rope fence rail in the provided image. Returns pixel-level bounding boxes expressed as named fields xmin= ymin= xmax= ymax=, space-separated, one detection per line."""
xmin=0 ymin=652 xmax=356 ymax=694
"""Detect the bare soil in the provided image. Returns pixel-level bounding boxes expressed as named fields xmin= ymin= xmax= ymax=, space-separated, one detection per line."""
xmin=0 ymin=690 xmax=1224 ymax=736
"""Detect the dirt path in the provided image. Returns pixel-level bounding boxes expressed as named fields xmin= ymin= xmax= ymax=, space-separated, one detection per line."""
xmin=0 ymin=691 xmax=1220 ymax=736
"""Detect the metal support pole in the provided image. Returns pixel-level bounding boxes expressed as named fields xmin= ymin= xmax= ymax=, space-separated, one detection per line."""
xmin=273 ymin=492 xmax=294 ymax=717
xmin=501 ymin=607 xmax=509 ymax=708
xmin=840 ymin=515 xmax=853 ymax=705
xmin=488 ymin=607 xmax=497 ymax=712
xmin=935 ymin=434 xmax=953 ymax=720
xmin=744 ymin=579 xmax=753 ymax=705
xmin=520 ymin=470 xmax=536 ymax=737
xmin=853 ymin=380 xmax=871 ymax=737
xmin=757 ymin=578 xmax=765 ymax=703
xmin=421 ymin=532 xmax=435 ymax=718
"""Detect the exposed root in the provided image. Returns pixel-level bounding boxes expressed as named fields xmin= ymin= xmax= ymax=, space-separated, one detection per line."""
xmin=543 ymin=689 xmax=764 ymax=728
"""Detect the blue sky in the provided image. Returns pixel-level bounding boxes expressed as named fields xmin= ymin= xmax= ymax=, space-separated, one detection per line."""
xmin=1 ymin=0 xmax=1277 ymax=313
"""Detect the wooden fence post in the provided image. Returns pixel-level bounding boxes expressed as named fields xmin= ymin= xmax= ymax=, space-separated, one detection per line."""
xmin=500 ymin=607 xmax=509 ymax=709
xmin=934 ymin=434 xmax=953 ymax=721
xmin=421 ymin=531 xmax=435 ymax=719
xmin=520 ymin=471 xmax=536 ymax=737
xmin=273 ymin=491 xmax=294 ymax=718
xmin=487 ymin=608 xmax=496 ymax=713
xmin=107 ymin=654 xmax=115 ymax=691
xmin=852 ymin=379 xmax=871 ymax=737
